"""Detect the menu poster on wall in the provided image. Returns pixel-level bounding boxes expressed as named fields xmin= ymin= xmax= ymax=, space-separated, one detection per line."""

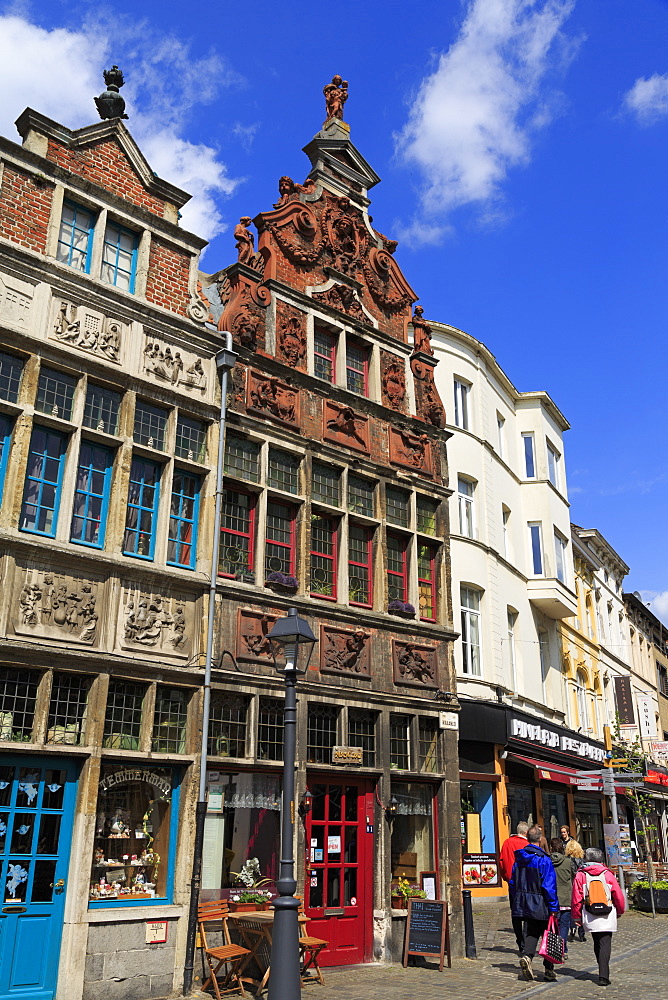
xmin=462 ymin=853 xmax=500 ymax=888
xmin=604 ymin=824 xmax=633 ymax=867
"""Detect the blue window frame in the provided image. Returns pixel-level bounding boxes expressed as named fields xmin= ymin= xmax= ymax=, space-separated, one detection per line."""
xmin=167 ymin=470 xmax=200 ymax=569
xmin=123 ymin=457 xmax=160 ymax=559
xmin=0 ymin=351 xmax=24 ymax=403
xmin=0 ymin=414 xmax=13 ymax=503
xmin=57 ymin=201 xmax=95 ymax=272
xmin=101 ymin=221 xmax=138 ymax=293
xmin=70 ymin=442 xmax=113 ymax=548
xmin=20 ymin=426 xmax=67 ymax=537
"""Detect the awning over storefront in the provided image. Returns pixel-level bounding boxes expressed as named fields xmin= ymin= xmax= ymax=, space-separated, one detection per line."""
xmin=509 ymin=755 xmax=578 ymax=785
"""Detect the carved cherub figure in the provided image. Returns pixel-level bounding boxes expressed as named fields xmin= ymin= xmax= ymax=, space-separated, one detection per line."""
xmin=323 ymin=75 xmax=348 ymax=122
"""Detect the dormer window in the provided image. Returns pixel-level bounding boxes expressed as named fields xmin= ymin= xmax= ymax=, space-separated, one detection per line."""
xmin=57 ymin=201 xmax=95 ymax=273
xmin=101 ymin=221 xmax=138 ymax=292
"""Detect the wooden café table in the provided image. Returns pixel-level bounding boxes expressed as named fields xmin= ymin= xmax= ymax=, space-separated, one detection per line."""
xmin=227 ymin=909 xmax=308 ymax=995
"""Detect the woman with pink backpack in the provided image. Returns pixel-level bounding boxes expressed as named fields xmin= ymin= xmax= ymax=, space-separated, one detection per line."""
xmin=571 ymin=847 xmax=626 ymax=986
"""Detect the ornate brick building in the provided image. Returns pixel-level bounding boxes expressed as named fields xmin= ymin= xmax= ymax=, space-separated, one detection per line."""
xmin=0 ymin=77 xmax=460 ymax=1000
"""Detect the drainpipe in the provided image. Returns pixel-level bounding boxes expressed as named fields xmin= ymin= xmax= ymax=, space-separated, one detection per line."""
xmin=183 ymin=334 xmax=238 ymax=995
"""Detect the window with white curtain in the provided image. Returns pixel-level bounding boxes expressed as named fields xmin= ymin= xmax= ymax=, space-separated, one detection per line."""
xmin=507 ymin=610 xmax=518 ymax=691
xmin=547 ymin=441 xmax=560 ymax=489
xmin=529 ymin=523 xmax=543 ymax=575
xmin=453 ymin=379 xmax=470 ymax=430
xmin=554 ymin=531 xmax=567 ymax=583
xmin=457 ymin=477 xmax=475 ymax=538
xmin=497 ymin=414 xmax=505 ymax=459
xmin=576 ymin=670 xmax=588 ymax=730
xmin=461 ymin=587 xmax=482 ymax=676
xmin=502 ymin=506 xmax=511 ymax=560
xmin=522 ymin=433 xmax=536 ymax=478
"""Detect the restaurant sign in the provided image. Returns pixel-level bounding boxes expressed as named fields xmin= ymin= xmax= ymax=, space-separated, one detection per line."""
xmin=509 ymin=717 xmax=606 ymax=762
xmin=332 ymin=746 xmax=363 ymax=765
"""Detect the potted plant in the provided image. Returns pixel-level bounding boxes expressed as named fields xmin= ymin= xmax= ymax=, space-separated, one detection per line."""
xmin=388 ymin=600 xmax=416 ymax=618
xmin=265 ymin=571 xmax=298 ymax=592
xmin=629 ymin=879 xmax=668 ymax=913
xmin=229 ymin=858 xmax=274 ymax=911
xmin=391 ymin=876 xmax=427 ymax=909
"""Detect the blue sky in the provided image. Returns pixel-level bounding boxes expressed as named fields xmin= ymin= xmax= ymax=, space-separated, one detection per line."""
xmin=1 ymin=0 xmax=666 ymax=620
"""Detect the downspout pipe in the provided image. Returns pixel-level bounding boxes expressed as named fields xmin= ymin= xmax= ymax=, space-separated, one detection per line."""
xmin=183 ymin=333 xmax=238 ymax=995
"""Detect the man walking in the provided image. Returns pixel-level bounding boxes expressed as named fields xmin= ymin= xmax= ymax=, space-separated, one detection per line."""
xmin=510 ymin=825 xmax=560 ymax=982
xmin=571 ymin=847 xmax=625 ymax=986
xmin=500 ymin=820 xmax=529 ymax=952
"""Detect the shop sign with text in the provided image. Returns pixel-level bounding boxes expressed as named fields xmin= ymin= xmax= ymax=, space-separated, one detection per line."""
xmin=509 ymin=717 xmax=606 ymax=762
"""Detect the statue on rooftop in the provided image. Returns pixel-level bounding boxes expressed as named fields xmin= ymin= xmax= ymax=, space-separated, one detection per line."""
xmin=94 ymin=65 xmax=128 ymax=120
xmin=234 ymin=217 xmax=255 ymax=264
xmin=323 ymin=75 xmax=348 ymax=122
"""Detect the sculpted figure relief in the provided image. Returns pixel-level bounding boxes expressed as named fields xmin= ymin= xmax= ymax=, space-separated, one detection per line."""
xmin=396 ymin=643 xmax=435 ymax=685
xmin=326 ymin=404 xmax=368 ymax=449
xmin=144 ymin=340 xmax=208 ymax=392
xmin=273 ymin=176 xmax=317 ymax=209
xmin=277 ymin=314 xmax=306 ymax=367
xmin=123 ymin=593 xmax=188 ymax=651
xmin=234 ymin=217 xmax=255 ymax=264
xmin=54 ymin=302 xmax=121 ymax=362
xmin=238 ymin=612 xmax=277 ymax=660
xmin=16 ymin=572 xmax=99 ymax=643
xmin=323 ymin=629 xmax=369 ymax=674
xmin=249 ymin=375 xmax=298 ymax=424
xmin=323 ymin=75 xmax=348 ymax=122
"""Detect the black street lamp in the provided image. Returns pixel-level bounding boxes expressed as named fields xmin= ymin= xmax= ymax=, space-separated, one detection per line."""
xmin=266 ymin=608 xmax=317 ymax=1000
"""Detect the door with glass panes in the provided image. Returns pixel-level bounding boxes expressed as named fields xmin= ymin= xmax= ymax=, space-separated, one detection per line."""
xmin=0 ymin=757 xmax=77 ymax=1000
xmin=304 ymin=780 xmax=373 ymax=965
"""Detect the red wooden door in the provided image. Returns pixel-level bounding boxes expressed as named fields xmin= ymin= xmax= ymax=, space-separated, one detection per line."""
xmin=304 ymin=779 xmax=373 ymax=966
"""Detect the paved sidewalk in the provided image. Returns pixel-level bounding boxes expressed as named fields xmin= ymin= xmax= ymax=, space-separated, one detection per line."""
xmin=303 ymin=904 xmax=668 ymax=1000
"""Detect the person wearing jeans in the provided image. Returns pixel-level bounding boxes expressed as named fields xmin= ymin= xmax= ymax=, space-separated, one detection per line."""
xmin=509 ymin=825 xmax=560 ymax=982
xmin=500 ymin=820 xmax=530 ymax=953
xmin=571 ymin=847 xmax=625 ymax=986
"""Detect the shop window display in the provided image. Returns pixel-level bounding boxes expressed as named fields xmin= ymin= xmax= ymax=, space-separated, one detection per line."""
xmin=506 ymin=784 xmax=535 ymax=838
xmin=542 ymin=791 xmax=568 ymax=841
xmin=90 ymin=766 xmax=177 ymax=904
xmin=390 ymin=782 xmax=435 ymax=883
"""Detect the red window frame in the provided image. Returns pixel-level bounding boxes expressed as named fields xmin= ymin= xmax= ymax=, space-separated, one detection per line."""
xmin=310 ymin=515 xmax=338 ymax=601
xmin=386 ymin=532 xmax=408 ymax=603
xmin=346 ymin=338 xmax=369 ymax=396
xmin=418 ymin=543 xmax=437 ymax=622
xmin=314 ymin=326 xmax=337 ymax=383
xmin=219 ymin=486 xmax=256 ymax=578
xmin=265 ymin=499 xmax=296 ymax=579
xmin=348 ymin=522 xmax=373 ymax=608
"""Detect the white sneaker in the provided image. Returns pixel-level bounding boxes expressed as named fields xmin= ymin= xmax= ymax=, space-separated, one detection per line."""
xmin=520 ymin=956 xmax=535 ymax=981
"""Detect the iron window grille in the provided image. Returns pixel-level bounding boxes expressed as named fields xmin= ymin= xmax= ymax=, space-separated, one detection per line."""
xmin=70 ymin=441 xmax=113 ymax=548
xmin=0 ymin=666 xmax=39 ymax=742
xmin=418 ymin=544 xmax=437 ymax=621
xmin=265 ymin=501 xmax=295 ymax=580
xmin=348 ymin=708 xmax=376 ymax=767
xmin=387 ymin=532 xmax=408 ymax=602
xmin=152 ymin=687 xmax=189 ymax=754
xmin=312 ymin=462 xmax=341 ymax=506
xmin=386 ymin=487 xmax=409 ymax=527
xmin=175 ymin=415 xmax=206 ymax=462
xmin=208 ymin=693 xmax=248 ymax=757
xmin=219 ymin=488 xmax=255 ymax=578
xmin=35 ymin=367 xmax=76 ymax=421
xmin=417 ymin=496 xmax=439 ymax=535
xmin=123 ymin=457 xmax=161 ymax=559
xmin=418 ymin=718 xmax=438 ymax=773
xmin=310 ymin=515 xmax=337 ymax=599
xmin=103 ymin=680 xmax=146 ymax=750
xmin=347 ymin=475 xmax=374 ymax=517
xmin=314 ymin=326 xmax=336 ymax=382
xmin=268 ymin=448 xmax=300 ymax=494
xmin=348 ymin=523 xmax=373 ymax=607
xmin=47 ymin=673 xmax=90 ymax=745
xmin=345 ymin=339 xmax=369 ymax=395
xmin=224 ymin=433 xmax=260 ymax=483
xmin=167 ymin=470 xmax=200 ymax=569
xmin=57 ymin=201 xmax=95 ymax=272
xmin=307 ymin=704 xmax=339 ymax=764
xmin=390 ymin=715 xmax=411 ymax=769
xmin=134 ymin=401 xmax=168 ymax=451
xmin=83 ymin=384 xmax=121 ymax=435
xmin=101 ymin=220 xmax=138 ymax=292
xmin=258 ymin=697 xmax=285 ymax=760
xmin=20 ymin=426 xmax=67 ymax=537
xmin=0 ymin=351 xmax=24 ymax=403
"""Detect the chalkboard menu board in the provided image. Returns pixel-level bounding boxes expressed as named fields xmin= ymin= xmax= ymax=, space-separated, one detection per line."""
xmin=402 ymin=898 xmax=451 ymax=970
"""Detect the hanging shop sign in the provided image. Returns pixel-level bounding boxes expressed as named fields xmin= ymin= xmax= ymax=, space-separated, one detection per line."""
xmin=614 ymin=677 xmax=635 ymax=726
xmin=508 ymin=717 xmax=606 ymax=762
xmin=637 ymin=695 xmax=657 ymax=740
xmin=649 ymin=742 xmax=668 ymax=766
xmin=332 ymin=746 xmax=363 ymax=765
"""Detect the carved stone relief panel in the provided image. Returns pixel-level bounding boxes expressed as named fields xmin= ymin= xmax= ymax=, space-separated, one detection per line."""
xmin=13 ymin=567 xmax=103 ymax=646
xmin=0 ymin=273 xmax=32 ymax=329
xmin=51 ymin=300 xmax=123 ymax=364
xmin=320 ymin=626 xmax=370 ymax=677
xmin=380 ymin=351 xmax=407 ymax=412
xmin=119 ymin=584 xmax=193 ymax=659
xmin=393 ymin=640 xmax=438 ymax=689
xmin=236 ymin=609 xmax=279 ymax=662
xmin=323 ymin=400 xmax=369 ymax=453
xmin=275 ymin=301 xmax=307 ymax=370
xmin=247 ymin=371 xmax=299 ymax=427
xmin=389 ymin=426 xmax=433 ymax=476
xmin=143 ymin=336 xmax=209 ymax=395
xmin=411 ymin=355 xmax=446 ymax=428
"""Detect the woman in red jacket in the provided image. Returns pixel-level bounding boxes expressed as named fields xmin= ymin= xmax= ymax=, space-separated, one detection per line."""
xmin=571 ymin=847 xmax=625 ymax=986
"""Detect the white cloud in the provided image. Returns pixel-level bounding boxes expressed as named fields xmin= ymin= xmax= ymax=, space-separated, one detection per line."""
xmin=0 ymin=13 xmax=241 ymax=242
xmin=396 ymin=0 xmax=577 ymax=243
xmin=641 ymin=590 xmax=668 ymax=627
xmin=623 ymin=73 xmax=668 ymax=123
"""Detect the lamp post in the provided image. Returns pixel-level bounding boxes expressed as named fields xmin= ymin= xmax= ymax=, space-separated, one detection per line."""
xmin=266 ymin=608 xmax=317 ymax=1000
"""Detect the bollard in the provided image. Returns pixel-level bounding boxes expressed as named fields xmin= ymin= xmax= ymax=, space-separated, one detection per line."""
xmin=462 ymin=889 xmax=477 ymax=959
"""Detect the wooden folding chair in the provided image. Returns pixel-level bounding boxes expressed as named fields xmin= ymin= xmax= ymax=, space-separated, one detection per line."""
xmin=297 ymin=901 xmax=327 ymax=987
xmin=198 ymin=900 xmax=251 ymax=998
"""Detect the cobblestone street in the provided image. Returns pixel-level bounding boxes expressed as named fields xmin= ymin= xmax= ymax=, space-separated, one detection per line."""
xmin=303 ymin=904 xmax=668 ymax=1000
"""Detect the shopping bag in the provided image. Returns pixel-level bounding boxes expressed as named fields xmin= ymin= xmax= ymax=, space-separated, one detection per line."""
xmin=538 ymin=915 xmax=564 ymax=965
